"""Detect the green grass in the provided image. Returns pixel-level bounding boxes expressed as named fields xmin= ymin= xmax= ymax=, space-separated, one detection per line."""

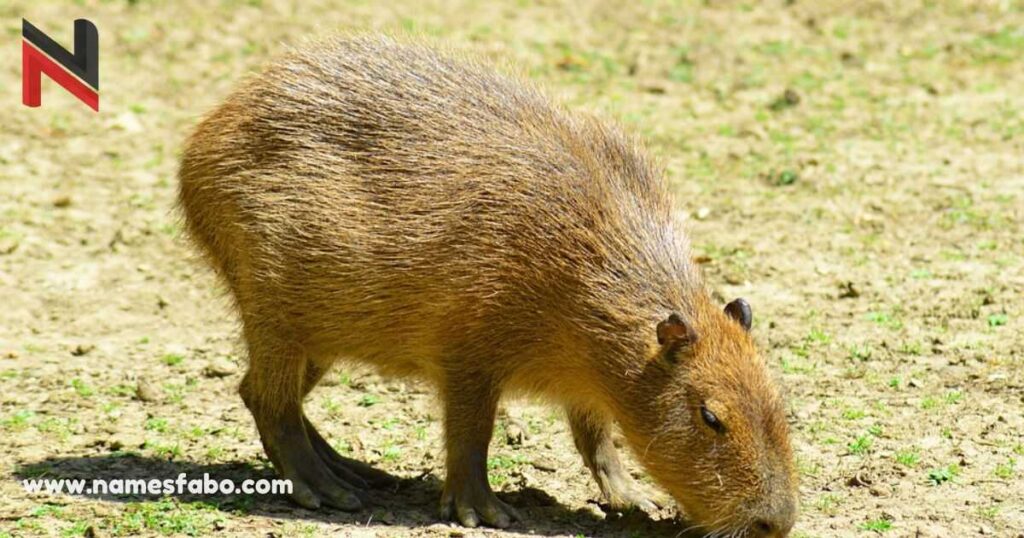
xmin=106 ymin=384 xmax=137 ymax=397
xmin=487 ymin=453 xmax=529 ymax=487
xmin=898 ymin=340 xmax=923 ymax=355
xmin=357 ymin=394 xmax=380 ymax=407
xmin=860 ymin=518 xmax=893 ymax=533
xmin=987 ymin=313 xmax=1008 ymax=327
xmin=2 ymin=409 xmax=35 ymax=430
xmin=895 ymin=449 xmax=920 ymax=468
xmin=841 ymin=408 xmax=866 ymax=420
xmin=866 ymin=310 xmax=903 ymax=330
xmin=978 ymin=504 xmax=1001 ymax=521
xmin=848 ymin=345 xmax=873 ymax=362
xmin=144 ymin=417 xmax=169 ymax=433
xmin=814 ymin=493 xmax=841 ymax=514
xmin=36 ymin=417 xmax=76 ymax=439
xmin=379 ymin=441 xmax=401 ymax=462
xmin=161 ymin=353 xmax=184 ymax=367
xmin=143 ymin=440 xmax=182 ymax=460
xmin=848 ymin=435 xmax=873 ymax=455
xmin=994 ymin=457 xmax=1016 ymax=479
xmin=70 ymin=378 xmax=94 ymax=398
xmin=927 ymin=464 xmax=960 ymax=486
xmin=109 ymin=499 xmax=223 ymax=536
xmin=321 ymin=397 xmax=342 ymax=415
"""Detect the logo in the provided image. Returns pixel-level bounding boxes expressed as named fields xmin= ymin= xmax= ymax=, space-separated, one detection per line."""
xmin=22 ymin=19 xmax=99 ymax=111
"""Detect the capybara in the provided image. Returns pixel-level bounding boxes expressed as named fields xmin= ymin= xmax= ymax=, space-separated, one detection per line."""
xmin=178 ymin=36 xmax=797 ymax=537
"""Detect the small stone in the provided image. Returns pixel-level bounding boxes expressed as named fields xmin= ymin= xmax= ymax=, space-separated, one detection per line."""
xmin=71 ymin=343 xmax=95 ymax=356
xmin=783 ymin=88 xmax=800 ymax=105
xmin=724 ymin=273 xmax=744 ymax=285
xmin=0 ymin=237 xmax=18 ymax=255
xmin=135 ymin=377 xmax=162 ymax=402
xmin=769 ymin=88 xmax=801 ymax=111
xmin=113 ymin=111 xmax=143 ymax=133
xmin=204 ymin=358 xmax=238 ymax=378
xmin=505 ymin=418 xmax=529 ymax=446
xmin=53 ymin=195 xmax=72 ymax=208
xmin=531 ymin=458 xmax=558 ymax=473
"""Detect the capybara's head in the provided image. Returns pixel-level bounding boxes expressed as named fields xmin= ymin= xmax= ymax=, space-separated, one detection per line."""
xmin=625 ymin=297 xmax=797 ymax=537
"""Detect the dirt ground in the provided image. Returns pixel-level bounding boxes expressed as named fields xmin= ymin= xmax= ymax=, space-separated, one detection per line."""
xmin=2 ymin=1 xmax=1022 ymax=537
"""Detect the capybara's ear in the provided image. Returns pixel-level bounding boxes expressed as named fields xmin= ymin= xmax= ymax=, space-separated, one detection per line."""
xmin=657 ymin=313 xmax=699 ymax=350
xmin=724 ymin=298 xmax=752 ymax=331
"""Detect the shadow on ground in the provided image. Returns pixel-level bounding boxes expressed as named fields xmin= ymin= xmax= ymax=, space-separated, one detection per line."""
xmin=15 ymin=455 xmax=688 ymax=537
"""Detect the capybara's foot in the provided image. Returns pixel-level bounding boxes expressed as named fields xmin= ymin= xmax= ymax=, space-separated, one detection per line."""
xmin=439 ymin=479 xmax=521 ymax=528
xmin=599 ymin=472 xmax=664 ymax=512
xmin=304 ymin=415 xmax=398 ymax=489
xmin=261 ymin=416 xmax=364 ymax=511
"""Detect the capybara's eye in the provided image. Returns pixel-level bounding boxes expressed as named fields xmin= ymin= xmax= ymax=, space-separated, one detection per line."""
xmin=700 ymin=406 xmax=725 ymax=433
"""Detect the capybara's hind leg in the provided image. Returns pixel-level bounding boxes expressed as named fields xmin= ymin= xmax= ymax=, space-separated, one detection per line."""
xmin=238 ymin=339 xmax=362 ymax=511
xmin=300 ymin=363 xmax=398 ymax=489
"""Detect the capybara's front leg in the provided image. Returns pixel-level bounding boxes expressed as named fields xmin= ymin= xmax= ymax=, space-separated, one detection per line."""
xmin=438 ymin=371 xmax=521 ymax=528
xmin=568 ymin=407 xmax=662 ymax=512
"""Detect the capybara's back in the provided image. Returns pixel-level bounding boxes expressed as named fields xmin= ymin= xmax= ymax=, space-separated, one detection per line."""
xmin=179 ymin=37 xmax=796 ymax=536
xmin=179 ymin=37 xmax=675 ymax=383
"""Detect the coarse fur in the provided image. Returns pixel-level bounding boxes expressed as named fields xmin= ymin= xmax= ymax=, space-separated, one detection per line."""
xmin=178 ymin=36 xmax=797 ymax=537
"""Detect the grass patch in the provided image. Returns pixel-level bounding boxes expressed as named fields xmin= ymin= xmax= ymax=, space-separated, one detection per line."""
xmin=487 ymin=453 xmax=529 ymax=487
xmin=161 ymin=354 xmax=184 ymax=367
xmin=860 ymin=518 xmax=893 ymax=533
xmin=994 ymin=457 xmax=1016 ymax=479
xmin=70 ymin=378 xmax=94 ymax=398
xmin=895 ymin=449 xmax=920 ymax=468
xmin=109 ymin=499 xmax=223 ymax=536
xmin=987 ymin=313 xmax=1008 ymax=327
xmin=927 ymin=464 xmax=960 ymax=486
xmin=847 ymin=435 xmax=872 ymax=455
xmin=357 ymin=394 xmax=380 ymax=407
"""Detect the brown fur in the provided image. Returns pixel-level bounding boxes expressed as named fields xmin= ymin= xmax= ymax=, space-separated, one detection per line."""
xmin=178 ymin=36 xmax=797 ymax=536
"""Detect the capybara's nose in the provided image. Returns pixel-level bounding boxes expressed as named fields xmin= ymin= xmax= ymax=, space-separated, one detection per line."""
xmin=749 ymin=512 xmax=793 ymax=538
xmin=750 ymin=519 xmax=777 ymax=537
